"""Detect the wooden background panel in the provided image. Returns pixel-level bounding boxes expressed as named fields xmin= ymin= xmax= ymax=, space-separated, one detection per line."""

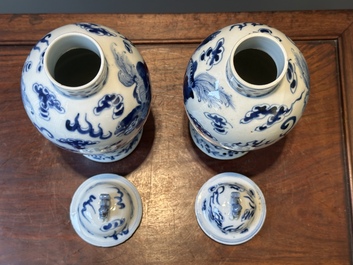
xmin=0 ymin=30 xmax=351 ymax=264
xmin=0 ymin=11 xmax=353 ymax=45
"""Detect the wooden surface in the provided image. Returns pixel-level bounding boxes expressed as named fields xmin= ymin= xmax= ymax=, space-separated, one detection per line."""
xmin=0 ymin=11 xmax=353 ymax=264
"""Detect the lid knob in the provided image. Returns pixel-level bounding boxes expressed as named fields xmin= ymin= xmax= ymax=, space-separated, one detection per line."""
xmin=230 ymin=192 xmax=242 ymax=220
xmin=99 ymin=194 xmax=111 ymax=221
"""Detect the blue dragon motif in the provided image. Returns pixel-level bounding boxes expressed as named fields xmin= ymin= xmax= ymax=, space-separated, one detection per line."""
xmin=33 ymin=83 xmax=65 ymax=120
xmin=183 ymin=59 xmax=234 ymax=109
xmin=76 ymin=23 xmax=117 ymax=36
xmin=111 ymin=43 xmax=151 ymax=136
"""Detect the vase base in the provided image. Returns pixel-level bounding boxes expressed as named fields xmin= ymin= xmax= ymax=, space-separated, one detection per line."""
xmin=189 ymin=124 xmax=247 ymax=160
xmin=84 ymin=130 xmax=143 ymax=163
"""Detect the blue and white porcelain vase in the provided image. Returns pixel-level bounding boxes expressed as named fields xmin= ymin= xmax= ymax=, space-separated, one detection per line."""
xmin=21 ymin=23 xmax=151 ymax=162
xmin=183 ymin=23 xmax=310 ymax=159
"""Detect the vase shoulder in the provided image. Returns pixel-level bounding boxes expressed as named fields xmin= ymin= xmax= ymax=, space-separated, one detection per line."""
xmin=21 ymin=23 xmax=152 ymax=162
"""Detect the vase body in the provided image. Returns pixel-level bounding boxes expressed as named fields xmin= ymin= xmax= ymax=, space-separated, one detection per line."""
xmin=21 ymin=23 xmax=151 ymax=162
xmin=183 ymin=23 xmax=310 ymax=159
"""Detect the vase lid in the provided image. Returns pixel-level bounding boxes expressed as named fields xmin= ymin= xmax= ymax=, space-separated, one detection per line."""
xmin=195 ymin=172 xmax=266 ymax=245
xmin=70 ymin=173 xmax=142 ymax=247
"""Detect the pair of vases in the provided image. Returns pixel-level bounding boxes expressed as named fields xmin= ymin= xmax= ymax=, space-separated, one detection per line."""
xmin=21 ymin=22 xmax=309 ymax=163
xmin=21 ymin=23 xmax=309 ymax=246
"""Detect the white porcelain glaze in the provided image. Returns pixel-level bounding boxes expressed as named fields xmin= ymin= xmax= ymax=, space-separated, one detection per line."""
xmin=21 ymin=23 xmax=151 ymax=162
xmin=195 ymin=172 xmax=266 ymax=245
xmin=183 ymin=23 xmax=309 ymax=159
xmin=70 ymin=173 xmax=142 ymax=247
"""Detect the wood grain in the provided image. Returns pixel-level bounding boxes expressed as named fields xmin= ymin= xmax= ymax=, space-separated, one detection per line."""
xmin=0 ymin=11 xmax=352 ymax=264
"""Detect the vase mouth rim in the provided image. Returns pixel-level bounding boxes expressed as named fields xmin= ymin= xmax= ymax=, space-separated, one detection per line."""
xmin=229 ymin=33 xmax=288 ymax=91
xmin=44 ymin=32 xmax=105 ymax=92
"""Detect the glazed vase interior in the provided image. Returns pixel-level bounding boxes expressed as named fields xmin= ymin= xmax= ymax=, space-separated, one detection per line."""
xmin=44 ymin=33 xmax=106 ymax=96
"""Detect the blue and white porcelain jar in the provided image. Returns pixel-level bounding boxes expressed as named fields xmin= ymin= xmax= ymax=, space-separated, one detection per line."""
xmin=183 ymin=23 xmax=310 ymax=159
xmin=21 ymin=23 xmax=151 ymax=162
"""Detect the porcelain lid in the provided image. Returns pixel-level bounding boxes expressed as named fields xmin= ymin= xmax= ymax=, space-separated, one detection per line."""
xmin=195 ymin=172 xmax=266 ymax=245
xmin=70 ymin=173 xmax=142 ymax=247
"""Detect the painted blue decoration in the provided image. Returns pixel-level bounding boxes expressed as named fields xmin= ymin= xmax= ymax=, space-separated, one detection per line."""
xmin=33 ymin=83 xmax=65 ymax=120
xmin=58 ymin=138 xmax=99 ymax=150
xmin=66 ymin=113 xmax=112 ymax=140
xmin=196 ymin=30 xmax=221 ymax=51
xmin=240 ymin=91 xmax=304 ymax=131
xmin=229 ymin=22 xmax=264 ymax=31
xmin=33 ymin=34 xmax=51 ymax=51
xmin=105 ymin=225 xmax=129 ymax=240
xmin=112 ymin=187 xmax=126 ymax=209
xmin=222 ymin=138 xmax=273 ymax=150
xmin=280 ymin=116 xmax=297 ymax=137
xmin=204 ymin=112 xmax=232 ymax=135
xmin=286 ymin=59 xmax=298 ymax=93
xmin=76 ymin=23 xmax=117 ymax=37
xmin=33 ymin=34 xmax=51 ymax=72
xmin=205 ymin=183 xmax=255 ymax=234
xmin=111 ymin=43 xmax=151 ymax=136
xmin=81 ymin=195 xmax=97 ymax=222
xmin=123 ymin=40 xmax=133 ymax=53
xmin=33 ymin=123 xmax=54 ymax=139
xmin=200 ymin=38 xmax=225 ymax=70
xmin=100 ymin=219 xmax=125 ymax=232
xmin=21 ymin=81 xmax=34 ymax=116
xmin=22 ymin=61 xmax=32 ymax=73
xmin=94 ymin=93 xmax=125 ymax=119
xmin=292 ymin=48 xmax=310 ymax=90
xmin=188 ymin=112 xmax=218 ymax=142
xmin=189 ymin=124 xmax=247 ymax=159
xmin=184 ymin=59 xmax=234 ymax=109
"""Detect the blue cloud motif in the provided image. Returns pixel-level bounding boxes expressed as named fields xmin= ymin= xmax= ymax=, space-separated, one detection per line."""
xmin=286 ymin=59 xmax=298 ymax=93
xmin=188 ymin=111 xmax=218 ymax=142
xmin=94 ymin=94 xmax=124 ymax=120
xmin=200 ymin=38 xmax=225 ymax=70
xmin=33 ymin=83 xmax=65 ymax=120
xmin=241 ymin=91 xmax=304 ymax=131
xmin=204 ymin=112 xmax=233 ymax=135
xmin=100 ymin=218 xmax=125 ymax=232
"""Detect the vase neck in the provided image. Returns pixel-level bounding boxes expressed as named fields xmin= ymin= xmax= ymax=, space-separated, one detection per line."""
xmin=44 ymin=33 xmax=107 ymax=98
xmin=226 ymin=33 xmax=288 ymax=97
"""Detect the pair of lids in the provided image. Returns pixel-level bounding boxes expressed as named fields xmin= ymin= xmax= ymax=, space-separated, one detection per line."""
xmin=70 ymin=172 xmax=266 ymax=247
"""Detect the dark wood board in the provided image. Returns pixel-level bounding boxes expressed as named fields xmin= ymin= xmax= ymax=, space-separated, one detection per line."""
xmin=0 ymin=11 xmax=352 ymax=264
